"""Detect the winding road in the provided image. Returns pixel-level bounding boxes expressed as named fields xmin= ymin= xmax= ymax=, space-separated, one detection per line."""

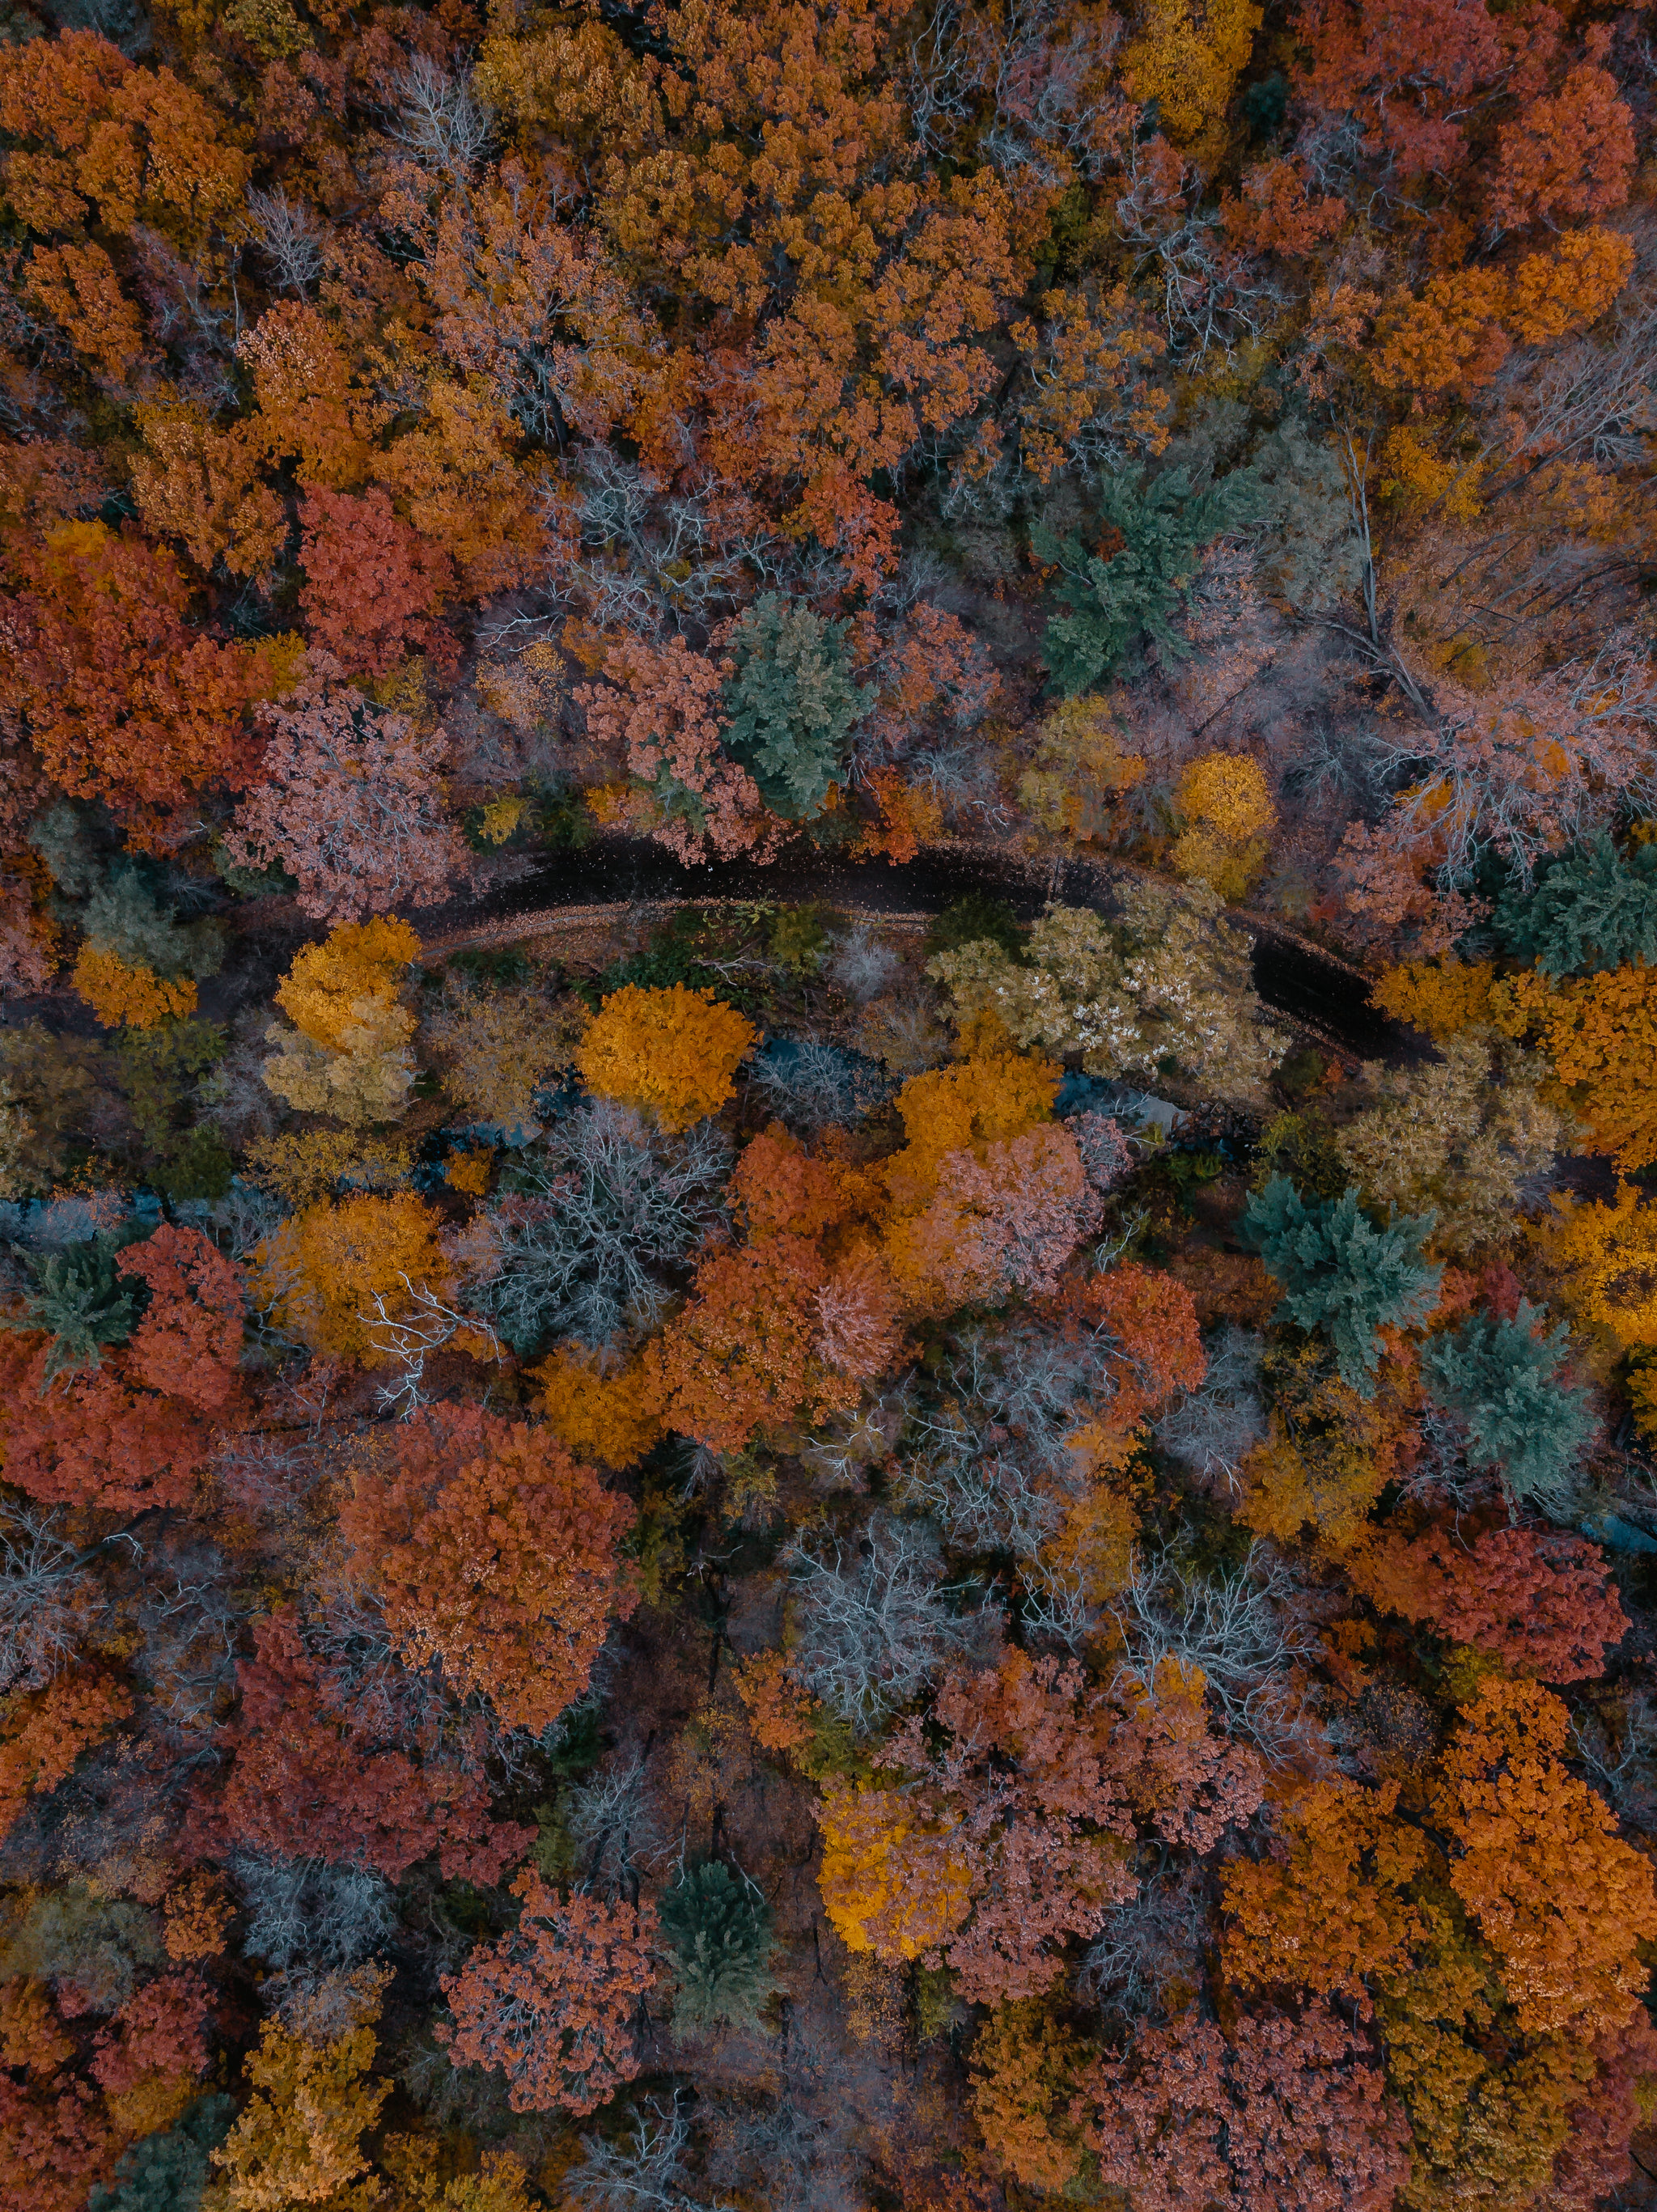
xmin=420 ymin=833 xmax=1415 ymax=1067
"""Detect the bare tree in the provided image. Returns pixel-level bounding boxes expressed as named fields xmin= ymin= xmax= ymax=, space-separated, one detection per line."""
xmin=782 ymin=1513 xmax=981 ymax=1735
xmin=245 ymin=188 xmax=324 ymax=296
xmin=235 ymin=1853 xmax=398 ymax=1976
xmin=1572 ymin=1690 xmax=1657 ymax=1835
xmin=1154 ymin=1326 xmax=1267 ymax=1492
xmin=1109 ymin=1546 xmax=1323 ymax=1765
xmin=569 ymin=2096 xmax=735 ymax=2212
xmin=1079 ymin=1860 xmax=1211 ymax=2023
xmin=563 ymin=1748 xmax=668 ymax=1897
xmin=0 ymin=1503 xmax=108 ymax=1694
xmin=384 ymin=56 xmax=494 ymax=179
xmin=357 ymin=1273 xmax=502 ymax=1417
xmin=461 ymin=1100 xmax=731 ymax=1353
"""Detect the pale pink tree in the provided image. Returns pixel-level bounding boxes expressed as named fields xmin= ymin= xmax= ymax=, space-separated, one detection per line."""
xmin=888 ymin=1125 xmax=1102 ymax=1310
xmin=576 ymin=635 xmax=780 ymax=865
xmin=227 ymin=667 xmax=466 ymax=920
xmin=1078 ymin=2005 xmax=1410 ymax=2212
xmin=1371 ymin=629 xmax=1657 ymax=893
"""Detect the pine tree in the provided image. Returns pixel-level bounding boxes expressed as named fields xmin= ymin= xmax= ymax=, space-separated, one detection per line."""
xmin=658 ymin=1861 xmax=778 ymax=2032
xmin=720 ymin=595 xmax=873 ymax=820
xmin=1494 ymin=834 xmax=1657 ymax=977
xmin=1421 ymin=1302 xmax=1594 ymax=1507
xmin=7 ymin=1237 xmax=142 ymax=1381
xmin=1033 ymin=468 xmax=1262 ymax=696
xmin=1241 ymin=1177 xmax=1441 ymax=1395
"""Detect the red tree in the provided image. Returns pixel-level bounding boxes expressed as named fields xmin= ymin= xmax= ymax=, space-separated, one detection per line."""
xmin=0 ymin=1226 xmax=245 ymax=1515
xmin=338 ymin=1405 xmax=636 ymax=1735
xmin=0 ymin=523 xmax=273 ymax=843
xmin=225 ymin=667 xmax=466 ymax=921
xmin=1490 ymin=46 xmax=1635 ymax=231
xmin=297 ymin=488 xmax=457 ymax=681
xmin=439 ymin=1871 xmax=657 ymax=2115
xmin=1077 ymin=2005 xmax=1409 ymax=2212
xmin=88 ymin=1970 xmax=211 ymax=2099
xmin=1352 ymin=1524 xmax=1627 ymax=1681
xmin=206 ymin=1609 xmax=531 ymax=1885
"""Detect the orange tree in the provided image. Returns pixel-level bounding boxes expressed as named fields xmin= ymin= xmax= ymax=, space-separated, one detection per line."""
xmin=338 ymin=1405 xmax=636 ymax=1734
xmin=576 ymin=982 xmax=756 ymax=1130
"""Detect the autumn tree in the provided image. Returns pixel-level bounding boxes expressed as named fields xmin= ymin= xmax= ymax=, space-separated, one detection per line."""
xmin=298 ymin=489 xmax=457 ymax=682
xmin=820 ymin=1650 xmax=1141 ymax=2006
xmin=0 ymin=523 xmax=278 ymax=842
xmin=644 ymin=1233 xmax=857 ymax=1452
xmin=1433 ymin=1676 xmax=1657 ymax=2036
xmin=1221 ymin=1774 xmax=1426 ymax=1997
xmin=127 ymin=407 xmax=286 ymax=587
xmin=1333 ymin=1032 xmax=1560 ymax=1256
xmin=1351 ymin=1524 xmax=1627 ymax=1681
xmin=439 ymin=1871 xmax=656 ymax=2116
xmin=225 ymin=671 xmax=465 ymax=922
xmin=1076 ymin=2004 xmax=1409 ymax=2212
xmin=929 ymin=890 xmax=1285 ymax=1100
xmin=969 ymin=1999 xmax=1090 ymax=2194
xmin=1536 ymin=1180 xmax=1657 ymax=1355
xmin=338 ymin=1405 xmax=635 ymax=1734
xmin=1494 ymin=961 xmax=1657 ymax=1171
xmin=533 ymin=1346 xmax=665 ymax=1470
xmin=575 ymin=983 xmax=756 ymax=1132
xmin=1170 ymin=752 xmax=1275 ymax=900
xmin=206 ymin=1998 xmax=389 ymax=2211
xmin=261 ymin=917 xmax=419 ymax=1125
xmin=884 ymin=1122 xmax=1101 ymax=1312
xmin=0 ymin=1225 xmax=244 ymax=1514
xmin=249 ymin=1191 xmax=451 ymax=1362
xmin=206 ymin=1608 xmax=530 ymax=1884
xmin=70 ymin=948 xmax=197 ymax=1032
xmin=577 ymin=638 xmax=778 ymax=867
xmin=0 ymin=30 xmax=248 ymax=244
xmin=0 ymin=1670 xmax=133 ymax=1839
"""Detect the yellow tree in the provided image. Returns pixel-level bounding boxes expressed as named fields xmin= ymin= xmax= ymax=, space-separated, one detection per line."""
xmin=576 ymin=982 xmax=756 ymax=1129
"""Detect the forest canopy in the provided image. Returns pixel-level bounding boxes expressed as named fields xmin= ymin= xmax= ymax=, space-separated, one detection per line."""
xmin=1 ymin=0 xmax=1656 ymax=2206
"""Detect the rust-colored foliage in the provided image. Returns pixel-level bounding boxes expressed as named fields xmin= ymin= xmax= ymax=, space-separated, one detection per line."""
xmin=208 ymin=1608 xmax=532 ymax=1885
xmin=439 ymin=1871 xmax=657 ymax=2115
xmin=1432 ymin=1676 xmax=1657 ymax=2035
xmin=1077 ymin=2004 xmax=1410 ymax=2212
xmin=339 ymin=1405 xmax=636 ymax=1734
xmin=1351 ymin=1524 xmax=1628 ymax=1681
xmin=646 ymin=1232 xmax=858 ymax=1452
xmin=0 ymin=1671 xmax=132 ymax=1839
xmin=297 ymin=488 xmax=458 ymax=680
xmin=0 ymin=523 xmax=274 ymax=841
xmin=0 ymin=1225 xmax=244 ymax=1513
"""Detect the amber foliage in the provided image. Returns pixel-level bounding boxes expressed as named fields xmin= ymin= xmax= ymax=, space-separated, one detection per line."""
xmin=576 ymin=984 xmax=757 ymax=1131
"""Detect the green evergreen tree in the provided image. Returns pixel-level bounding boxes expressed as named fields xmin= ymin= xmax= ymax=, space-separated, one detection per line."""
xmin=1240 ymin=1176 xmax=1441 ymax=1396
xmin=1032 ymin=466 xmax=1262 ymax=697
xmin=721 ymin=595 xmax=874 ymax=820
xmin=1422 ymin=1302 xmax=1595 ymax=1508
xmin=1494 ymin=834 xmax=1657 ymax=977
xmin=6 ymin=1235 xmax=142 ymax=1380
xmin=89 ymin=2094 xmax=235 ymax=2212
xmin=83 ymin=865 xmax=225 ymax=981
xmin=658 ymin=1859 xmax=778 ymax=2032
